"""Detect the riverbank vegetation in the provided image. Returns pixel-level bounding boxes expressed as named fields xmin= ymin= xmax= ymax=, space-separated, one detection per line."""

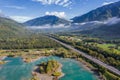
xmin=0 ymin=47 xmax=77 ymax=63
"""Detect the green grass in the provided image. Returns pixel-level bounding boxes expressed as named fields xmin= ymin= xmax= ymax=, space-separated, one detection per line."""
xmin=97 ymin=44 xmax=120 ymax=54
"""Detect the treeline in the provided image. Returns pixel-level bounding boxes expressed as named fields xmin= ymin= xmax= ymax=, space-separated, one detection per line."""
xmin=51 ymin=35 xmax=120 ymax=70
xmin=0 ymin=34 xmax=61 ymax=49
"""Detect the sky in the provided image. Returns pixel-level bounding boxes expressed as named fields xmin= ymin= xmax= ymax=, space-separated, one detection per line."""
xmin=0 ymin=0 xmax=119 ymax=22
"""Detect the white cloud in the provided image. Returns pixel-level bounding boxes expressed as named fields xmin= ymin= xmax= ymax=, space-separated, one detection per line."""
xmin=63 ymin=1 xmax=72 ymax=7
xmin=27 ymin=24 xmax=70 ymax=29
xmin=104 ymin=17 xmax=120 ymax=25
xmin=102 ymin=2 xmax=114 ymax=6
xmin=10 ymin=16 xmax=33 ymax=23
xmin=45 ymin=11 xmax=66 ymax=18
xmin=55 ymin=0 xmax=61 ymax=5
xmin=5 ymin=6 xmax=26 ymax=10
xmin=32 ymin=0 xmax=72 ymax=7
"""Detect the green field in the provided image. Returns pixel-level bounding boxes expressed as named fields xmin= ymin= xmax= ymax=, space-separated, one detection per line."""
xmin=97 ymin=44 xmax=120 ymax=54
xmin=59 ymin=36 xmax=120 ymax=54
xmin=60 ymin=36 xmax=82 ymax=42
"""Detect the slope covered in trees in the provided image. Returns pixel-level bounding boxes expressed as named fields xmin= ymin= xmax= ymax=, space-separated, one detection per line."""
xmin=0 ymin=17 xmax=27 ymax=38
xmin=0 ymin=34 xmax=61 ymax=49
xmin=80 ymin=22 xmax=120 ymax=39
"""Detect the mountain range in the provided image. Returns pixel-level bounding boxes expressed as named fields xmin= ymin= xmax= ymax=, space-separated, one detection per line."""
xmin=69 ymin=1 xmax=120 ymax=39
xmin=72 ymin=1 xmax=120 ymax=23
xmin=24 ymin=1 xmax=120 ymax=30
xmin=1 ymin=1 xmax=120 ymax=39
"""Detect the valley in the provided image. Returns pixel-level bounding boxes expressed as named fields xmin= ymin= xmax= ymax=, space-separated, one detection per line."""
xmin=0 ymin=0 xmax=120 ymax=80
xmin=0 ymin=33 xmax=120 ymax=80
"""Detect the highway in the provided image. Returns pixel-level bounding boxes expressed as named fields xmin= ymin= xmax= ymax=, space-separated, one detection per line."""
xmin=50 ymin=37 xmax=120 ymax=76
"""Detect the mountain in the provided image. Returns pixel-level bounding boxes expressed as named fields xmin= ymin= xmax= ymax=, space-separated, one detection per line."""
xmin=24 ymin=15 xmax=70 ymax=27
xmin=72 ymin=1 xmax=120 ymax=23
xmin=0 ymin=17 xmax=26 ymax=38
xmin=69 ymin=21 xmax=104 ymax=31
xmin=80 ymin=21 xmax=120 ymax=39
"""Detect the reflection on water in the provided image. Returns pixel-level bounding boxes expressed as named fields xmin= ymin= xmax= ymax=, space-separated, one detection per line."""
xmin=0 ymin=56 xmax=97 ymax=80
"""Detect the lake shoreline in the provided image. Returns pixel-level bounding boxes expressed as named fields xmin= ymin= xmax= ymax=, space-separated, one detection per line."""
xmin=30 ymin=56 xmax=101 ymax=80
xmin=0 ymin=56 xmax=100 ymax=80
xmin=76 ymin=58 xmax=103 ymax=80
xmin=1 ymin=55 xmax=102 ymax=80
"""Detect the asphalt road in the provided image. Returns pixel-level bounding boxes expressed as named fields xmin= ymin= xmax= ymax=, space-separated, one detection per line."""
xmin=50 ymin=37 xmax=120 ymax=76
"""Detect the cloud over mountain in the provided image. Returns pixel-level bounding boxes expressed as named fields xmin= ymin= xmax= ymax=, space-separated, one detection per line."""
xmin=45 ymin=11 xmax=66 ymax=18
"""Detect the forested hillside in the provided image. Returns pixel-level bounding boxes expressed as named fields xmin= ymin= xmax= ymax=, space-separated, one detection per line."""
xmin=0 ymin=17 xmax=61 ymax=49
xmin=0 ymin=17 xmax=26 ymax=38
xmin=80 ymin=22 xmax=120 ymax=39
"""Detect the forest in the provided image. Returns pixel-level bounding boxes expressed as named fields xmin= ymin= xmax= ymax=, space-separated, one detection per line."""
xmin=0 ymin=34 xmax=61 ymax=49
xmin=51 ymin=34 xmax=120 ymax=70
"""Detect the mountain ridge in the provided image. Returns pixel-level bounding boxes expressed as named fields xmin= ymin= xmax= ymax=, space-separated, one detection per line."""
xmin=72 ymin=1 xmax=120 ymax=23
xmin=24 ymin=15 xmax=70 ymax=27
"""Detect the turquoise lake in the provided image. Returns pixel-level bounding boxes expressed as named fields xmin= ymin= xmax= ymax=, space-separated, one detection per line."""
xmin=0 ymin=56 xmax=97 ymax=80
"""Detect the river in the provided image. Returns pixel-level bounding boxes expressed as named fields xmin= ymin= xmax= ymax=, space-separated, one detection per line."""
xmin=0 ymin=56 xmax=97 ymax=80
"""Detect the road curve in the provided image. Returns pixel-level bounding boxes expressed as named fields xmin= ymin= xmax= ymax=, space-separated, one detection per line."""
xmin=50 ymin=37 xmax=120 ymax=76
